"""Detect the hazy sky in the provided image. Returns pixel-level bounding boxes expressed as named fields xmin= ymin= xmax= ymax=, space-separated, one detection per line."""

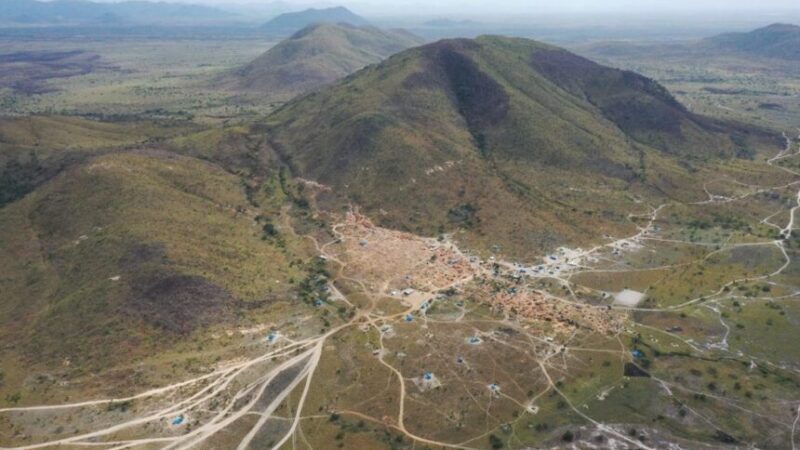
xmin=187 ymin=0 xmax=798 ymax=12
xmin=94 ymin=0 xmax=800 ymax=20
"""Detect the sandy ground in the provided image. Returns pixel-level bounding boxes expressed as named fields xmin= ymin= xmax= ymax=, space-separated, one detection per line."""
xmin=613 ymin=289 xmax=646 ymax=307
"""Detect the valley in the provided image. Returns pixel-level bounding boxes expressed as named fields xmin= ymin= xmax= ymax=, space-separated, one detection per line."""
xmin=0 ymin=37 xmax=278 ymax=123
xmin=1 ymin=130 xmax=798 ymax=449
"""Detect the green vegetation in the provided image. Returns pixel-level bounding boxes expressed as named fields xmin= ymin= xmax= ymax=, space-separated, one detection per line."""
xmin=0 ymin=23 xmax=798 ymax=450
xmin=0 ymin=115 xmax=190 ymax=206
xmin=0 ymin=151 xmax=41 ymax=206
xmin=0 ymin=150 xmax=307 ymax=375
xmin=579 ymin=26 xmax=800 ymax=130
xmin=0 ymin=38 xmax=276 ymax=123
xmin=266 ymin=35 xmax=779 ymax=257
xmin=707 ymin=23 xmax=800 ymax=60
xmin=220 ymin=23 xmax=424 ymax=101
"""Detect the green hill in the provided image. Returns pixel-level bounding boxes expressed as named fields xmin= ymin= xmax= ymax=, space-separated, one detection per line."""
xmin=260 ymin=6 xmax=369 ymax=36
xmin=0 ymin=115 xmax=193 ymax=207
xmin=0 ymin=149 xmax=306 ymax=369
xmin=265 ymin=36 xmax=777 ymax=255
xmin=706 ymin=23 xmax=800 ymax=60
xmin=220 ymin=23 xmax=424 ymax=101
xmin=0 ymin=117 xmax=320 ymax=395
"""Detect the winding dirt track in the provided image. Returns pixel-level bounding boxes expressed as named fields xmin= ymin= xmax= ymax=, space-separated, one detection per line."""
xmin=2 ymin=130 xmax=799 ymax=450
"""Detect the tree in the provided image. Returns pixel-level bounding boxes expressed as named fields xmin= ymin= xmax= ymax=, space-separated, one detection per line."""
xmin=5 ymin=392 xmax=21 ymax=404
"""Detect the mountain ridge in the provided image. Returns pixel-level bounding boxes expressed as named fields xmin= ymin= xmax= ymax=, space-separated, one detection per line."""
xmin=219 ymin=22 xmax=425 ymax=101
xmin=260 ymin=6 xmax=369 ymax=36
xmin=264 ymin=35 xmax=778 ymax=255
xmin=705 ymin=23 xmax=800 ymax=60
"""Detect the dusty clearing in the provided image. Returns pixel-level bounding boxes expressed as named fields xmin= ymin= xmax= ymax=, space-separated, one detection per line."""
xmin=329 ymin=213 xmax=479 ymax=296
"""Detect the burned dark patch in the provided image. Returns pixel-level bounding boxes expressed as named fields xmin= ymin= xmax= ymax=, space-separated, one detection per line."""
xmin=758 ymin=102 xmax=784 ymax=111
xmin=529 ymin=48 xmax=601 ymax=95
xmin=702 ymin=86 xmax=745 ymax=95
xmin=0 ymin=152 xmax=45 ymax=208
xmin=531 ymin=49 xmax=692 ymax=150
xmin=0 ymin=145 xmax=103 ymax=208
xmin=128 ymin=273 xmax=235 ymax=335
xmin=0 ymin=49 xmax=109 ymax=94
xmin=402 ymin=70 xmax=439 ymax=90
xmin=495 ymin=327 xmax=518 ymax=336
xmin=118 ymin=243 xmax=168 ymax=271
xmin=584 ymin=156 xmax=639 ymax=182
xmin=404 ymin=40 xmax=509 ymax=155
xmin=432 ymin=42 xmax=509 ymax=129
xmin=623 ymin=362 xmax=650 ymax=378
xmin=0 ymin=50 xmax=88 ymax=64
xmin=447 ymin=203 xmax=480 ymax=228
xmin=715 ymin=430 xmax=738 ymax=444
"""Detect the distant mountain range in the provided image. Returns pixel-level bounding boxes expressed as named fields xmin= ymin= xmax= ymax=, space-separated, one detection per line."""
xmin=0 ymin=0 xmax=237 ymax=26
xmin=705 ymin=23 xmax=800 ymax=60
xmin=220 ymin=23 xmax=424 ymax=100
xmin=422 ymin=19 xmax=481 ymax=28
xmin=583 ymin=23 xmax=800 ymax=63
xmin=260 ymin=6 xmax=369 ymax=36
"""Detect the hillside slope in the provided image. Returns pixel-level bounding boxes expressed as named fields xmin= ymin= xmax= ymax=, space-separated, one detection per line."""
xmin=0 ymin=150 xmax=304 ymax=374
xmin=220 ymin=23 xmax=424 ymax=100
xmin=706 ymin=23 xmax=800 ymax=60
xmin=260 ymin=6 xmax=368 ymax=36
xmin=0 ymin=115 xmax=192 ymax=207
xmin=266 ymin=36 xmax=777 ymax=255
